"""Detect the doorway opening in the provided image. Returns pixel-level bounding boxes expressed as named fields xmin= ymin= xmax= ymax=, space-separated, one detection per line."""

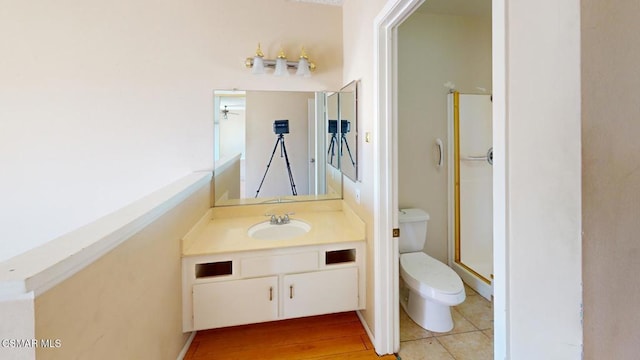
xmin=372 ymin=0 xmax=506 ymax=357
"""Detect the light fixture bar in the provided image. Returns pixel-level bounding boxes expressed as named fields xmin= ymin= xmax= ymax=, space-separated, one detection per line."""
xmin=245 ymin=43 xmax=316 ymax=76
xmin=245 ymin=58 xmax=316 ymax=71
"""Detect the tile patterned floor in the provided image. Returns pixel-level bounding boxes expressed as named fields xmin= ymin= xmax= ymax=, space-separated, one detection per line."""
xmin=398 ymin=284 xmax=493 ymax=360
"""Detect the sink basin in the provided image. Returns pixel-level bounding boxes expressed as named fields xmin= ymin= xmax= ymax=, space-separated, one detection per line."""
xmin=247 ymin=219 xmax=311 ymax=240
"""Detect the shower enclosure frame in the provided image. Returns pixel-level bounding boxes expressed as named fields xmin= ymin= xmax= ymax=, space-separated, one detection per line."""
xmin=447 ymin=91 xmax=493 ymax=300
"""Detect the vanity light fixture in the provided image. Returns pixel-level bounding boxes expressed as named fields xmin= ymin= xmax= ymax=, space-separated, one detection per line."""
xmin=245 ymin=43 xmax=316 ymax=77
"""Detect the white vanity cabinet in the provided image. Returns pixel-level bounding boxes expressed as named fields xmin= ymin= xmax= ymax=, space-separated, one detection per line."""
xmin=192 ymin=276 xmax=278 ymax=330
xmin=182 ymin=241 xmax=365 ymax=332
xmin=283 ymin=267 xmax=358 ymax=319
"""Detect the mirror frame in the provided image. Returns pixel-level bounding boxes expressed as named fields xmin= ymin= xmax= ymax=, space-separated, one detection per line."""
xmin=326 ymin=91 xmax=340 ymax=170
xmin=339 ymin=80 xmax=359 ymax=182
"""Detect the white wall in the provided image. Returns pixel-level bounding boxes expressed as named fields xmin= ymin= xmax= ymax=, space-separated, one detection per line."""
xmin=506 ymin=0 xmax=582 ymax=358
xmin=219 ymin=109 xmax=246 ymax=160
xmin=0 ymin=0 xmax=342 ymax=262
xmin=0 ymin=0 xmax=211 ymax=262
xmin=342 ymin=0 xmax=388 ymax=336
xmin=397 ymin=11 xmax=492 ymax=263
xmin=0 ymin=294 xmax=35 ymax=360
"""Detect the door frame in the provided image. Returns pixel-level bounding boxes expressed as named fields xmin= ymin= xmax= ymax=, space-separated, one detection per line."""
xmin=372 ymin=0 xmax=508 ymax=357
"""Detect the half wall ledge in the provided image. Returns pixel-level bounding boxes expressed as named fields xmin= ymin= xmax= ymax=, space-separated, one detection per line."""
xmin=0 ymin=171 xmax=212 ymax=300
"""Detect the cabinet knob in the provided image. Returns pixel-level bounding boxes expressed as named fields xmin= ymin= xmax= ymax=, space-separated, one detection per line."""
xmin=269 ymin=286 xmax=273 ymax=301
xmin=289 ymin=285 xmax=294 ymax=299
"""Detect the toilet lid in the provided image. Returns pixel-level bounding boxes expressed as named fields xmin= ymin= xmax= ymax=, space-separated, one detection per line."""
xmin=400 ymin=252 xmax=463 ymax=295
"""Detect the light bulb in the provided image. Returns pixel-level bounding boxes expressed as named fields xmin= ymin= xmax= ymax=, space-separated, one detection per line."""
xmin=296 ymin=47 xmax=311 ymax=77
xmin=274 ymin=49 xmax=289 ymax=77
xmin=251 ymin=43 xmax=265 ymax=75
xmin=252 ymin=56 xmax=265 ymax=75
xmin=296 ymin=58 xmax=310 ymax=77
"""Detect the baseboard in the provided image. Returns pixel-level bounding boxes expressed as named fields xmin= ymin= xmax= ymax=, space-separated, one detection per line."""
xmin=176 ymin=331 xmax=197 ymax=360
xmin=356 ymin=311 xmax=376 ymax=352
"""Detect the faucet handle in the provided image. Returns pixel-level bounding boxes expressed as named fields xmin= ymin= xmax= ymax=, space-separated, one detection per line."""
xmin=265 ymin=213 xmax=277 ymax=224
xmin=283 ymin=212 xmax=294 ymax=223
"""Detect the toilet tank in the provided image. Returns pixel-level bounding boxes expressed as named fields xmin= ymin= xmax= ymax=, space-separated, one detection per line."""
xmin=398 ymin=208 xmax=430 ymax=254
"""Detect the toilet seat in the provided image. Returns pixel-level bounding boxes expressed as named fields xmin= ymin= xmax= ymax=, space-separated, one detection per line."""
xmin=400 ymin=252 xmax=465 ymax=305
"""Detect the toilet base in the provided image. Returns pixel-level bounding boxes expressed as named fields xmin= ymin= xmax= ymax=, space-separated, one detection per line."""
xmin=400 ymin=286 xmax=454 ymax=333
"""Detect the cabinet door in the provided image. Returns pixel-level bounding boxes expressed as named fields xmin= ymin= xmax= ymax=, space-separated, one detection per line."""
xmin=283 ymin=267 xmax=358 ymax=319
xmin=193 ymin=276 xmax=278 ymax=330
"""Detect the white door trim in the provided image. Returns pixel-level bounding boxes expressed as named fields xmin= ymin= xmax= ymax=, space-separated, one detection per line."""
xmin=372 ymin=0 xmax=425 ymax=354
xmin=491 ymin=0 xmax=509 ymax=358
xmin=372 ymin=0 xmax=508 ymax=357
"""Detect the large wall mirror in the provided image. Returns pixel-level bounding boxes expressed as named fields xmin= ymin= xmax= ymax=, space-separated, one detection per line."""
xmin=213 ymin=90 xmax=343 ymax=206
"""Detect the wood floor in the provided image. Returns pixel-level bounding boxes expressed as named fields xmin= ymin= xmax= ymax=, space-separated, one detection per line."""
xmin=184 ymin=311 xmax=397 ymax=360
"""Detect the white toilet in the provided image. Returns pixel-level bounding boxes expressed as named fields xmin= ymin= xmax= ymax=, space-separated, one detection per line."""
xmin=398 ymin=208 xmax=466 ymax=332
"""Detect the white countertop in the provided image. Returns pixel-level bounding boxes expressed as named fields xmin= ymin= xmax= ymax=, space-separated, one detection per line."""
xmin=182 ymin=210 xmax=365 ymax=257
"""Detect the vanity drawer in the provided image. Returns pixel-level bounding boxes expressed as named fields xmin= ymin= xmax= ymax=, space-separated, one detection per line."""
xmin=241 ymin=252 xmax=318 ymax=277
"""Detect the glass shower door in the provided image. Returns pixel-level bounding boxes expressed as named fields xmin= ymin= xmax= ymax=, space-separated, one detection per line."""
xmin=454 ymin=92 xmax=493 ymax=284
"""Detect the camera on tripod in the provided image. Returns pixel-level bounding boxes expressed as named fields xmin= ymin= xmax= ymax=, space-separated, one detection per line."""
xmin=255 ymin=119 xmax=297 ymax=198
xmin=328 ymin=120 xmax=338 ymax=134
xmin=341 ymin=120 xmax=350 ymax=134
xmin=328 ymin=120 xmax=351 ymax=134
xmin=273 ymin=120 xmax=290 ymax=134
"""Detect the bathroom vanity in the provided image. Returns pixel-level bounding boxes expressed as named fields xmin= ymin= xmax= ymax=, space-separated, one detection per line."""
xmin=181 ymin=201 xmax=366 ymax=332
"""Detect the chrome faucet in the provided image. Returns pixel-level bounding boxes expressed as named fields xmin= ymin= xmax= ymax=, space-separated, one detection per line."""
xmin=265 ymin=212 xmax=295 ymax=225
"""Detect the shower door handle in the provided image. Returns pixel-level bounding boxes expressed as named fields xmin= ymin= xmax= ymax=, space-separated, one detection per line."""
xmin=462 ymin=147 xmax=493 ymax=166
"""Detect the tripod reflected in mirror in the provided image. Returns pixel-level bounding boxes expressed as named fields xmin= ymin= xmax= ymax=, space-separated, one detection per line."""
xmin=340 ymin=120 xmax=356 ymax=167
xmin=255 ymin=120 xmax=298 ymax=198
xmin=327 ymin=120 xmax=339 ymax=167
